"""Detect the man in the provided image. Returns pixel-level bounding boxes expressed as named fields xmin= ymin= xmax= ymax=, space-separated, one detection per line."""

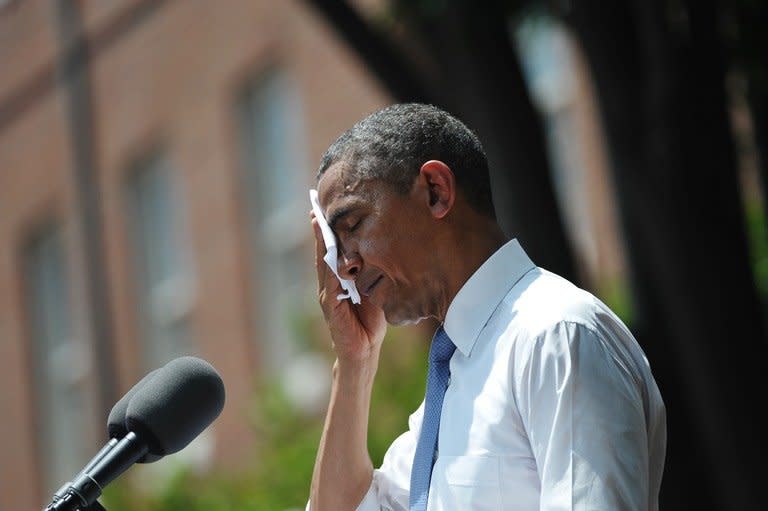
xmin=307 ymin=103 xmax=666 ymax=511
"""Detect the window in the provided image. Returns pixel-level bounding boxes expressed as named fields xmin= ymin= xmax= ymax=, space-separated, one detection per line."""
xmin=126 ymin=153 xmax=195 ymax=370
xmin=24 ymin=225 xmax=94 ymax=495
xmin=238 ymin=70 xmax=312 ymax=370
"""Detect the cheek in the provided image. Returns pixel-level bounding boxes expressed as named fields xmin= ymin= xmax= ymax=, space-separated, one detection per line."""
xmin=359 ymin=229 xmax=399 ymax=268
xmin=359 ymin=236 xmax=389 ymax=263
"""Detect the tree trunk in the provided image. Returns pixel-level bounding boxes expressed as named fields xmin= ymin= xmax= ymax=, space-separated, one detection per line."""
xmin=568 ymin=0 xmax=766 ymax=507
xmin=413 ymin=2 xmax=578 ymax=281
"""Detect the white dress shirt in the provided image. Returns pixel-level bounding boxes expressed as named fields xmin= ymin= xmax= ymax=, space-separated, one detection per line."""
xmin=311 ymin=239 xmax=667 ymax=511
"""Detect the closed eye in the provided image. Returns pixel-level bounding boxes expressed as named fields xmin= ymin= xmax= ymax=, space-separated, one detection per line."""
xmin=349 ymin=218 xmax=362 ymax=232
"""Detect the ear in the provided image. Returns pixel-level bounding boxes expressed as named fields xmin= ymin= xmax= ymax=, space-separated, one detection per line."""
xmin=419 ymin=160 xmax=455 ymax=219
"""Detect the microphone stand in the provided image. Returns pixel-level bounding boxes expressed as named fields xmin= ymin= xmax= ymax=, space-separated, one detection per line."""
xmin=43 ymin=485 xmax=108 ymax=511
xmin=80 ymin=502 xmax=107 ymax=511
xmin=45 ymin=432 xmax=148 ymax=511
xmin=43 ymin=496 xmax=107 ymax=511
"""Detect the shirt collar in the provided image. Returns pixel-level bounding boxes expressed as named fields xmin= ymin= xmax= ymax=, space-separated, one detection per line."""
xmin=443 ymin=239 xmax=535 ymax=357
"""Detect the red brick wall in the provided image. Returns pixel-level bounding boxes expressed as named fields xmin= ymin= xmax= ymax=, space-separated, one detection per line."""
xmin=0 ymin=1 xmax=390 ymax=508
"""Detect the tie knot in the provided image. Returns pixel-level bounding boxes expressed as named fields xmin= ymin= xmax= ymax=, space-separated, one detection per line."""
xmin=429 ymin=326 xmax=456 ymax=364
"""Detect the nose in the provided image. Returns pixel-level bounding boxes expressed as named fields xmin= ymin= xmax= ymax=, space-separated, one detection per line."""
xmin=338 ymin=250 xmax=362 ymax=280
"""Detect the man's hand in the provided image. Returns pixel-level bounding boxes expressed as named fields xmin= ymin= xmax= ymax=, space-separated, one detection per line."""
xmin=312 ymin=215 xmax=386 ymax=363
xmin=309 ymin=214 xmax=383 ymax=510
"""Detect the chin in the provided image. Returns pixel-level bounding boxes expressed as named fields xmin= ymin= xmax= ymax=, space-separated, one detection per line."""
xmin=383 ymin=305 xmax=428 ymax=326
xmin=387 ymin=316 xmax=425 ymax=327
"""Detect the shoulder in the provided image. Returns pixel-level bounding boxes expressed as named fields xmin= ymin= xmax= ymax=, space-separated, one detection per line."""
xmin=496 ymin=267 xmax=610 ymax=338
xmin=488 ymin=267 xmax=640 ymax=372
xmin=490 ymin=268 xmax=653 ymax=393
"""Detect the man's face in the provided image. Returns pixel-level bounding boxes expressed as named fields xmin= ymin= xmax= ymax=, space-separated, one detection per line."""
xmin=317 ymin=162 xmax=441 ymax=325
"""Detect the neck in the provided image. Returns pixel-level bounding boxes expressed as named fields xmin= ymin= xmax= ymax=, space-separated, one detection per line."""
xmin=434 ymin=215 xmax=508 ymax=323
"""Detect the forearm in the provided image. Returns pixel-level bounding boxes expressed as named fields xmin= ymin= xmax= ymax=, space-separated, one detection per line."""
xmin=310 ymin=355 xmax=380 ymax=511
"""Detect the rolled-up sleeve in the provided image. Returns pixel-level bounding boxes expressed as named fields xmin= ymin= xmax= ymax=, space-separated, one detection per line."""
xmin=514 ymin=321 xmax=651 ymax=511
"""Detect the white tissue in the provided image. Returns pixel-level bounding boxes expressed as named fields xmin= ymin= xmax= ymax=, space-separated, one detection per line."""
xmin=309 ymin=189 xmax=362 ymax=304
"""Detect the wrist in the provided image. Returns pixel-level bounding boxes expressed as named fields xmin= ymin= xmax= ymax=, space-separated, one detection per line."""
xmin=334 ymin=351 xmax=380 ymax=387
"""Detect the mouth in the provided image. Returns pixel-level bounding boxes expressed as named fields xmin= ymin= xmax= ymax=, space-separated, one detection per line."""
xmin=362 ymin=275 xmax=384 ymax=297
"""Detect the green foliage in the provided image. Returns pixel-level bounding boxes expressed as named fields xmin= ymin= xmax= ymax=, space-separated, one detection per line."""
xmin=597 ymin=276 xmax=635 ymax=326
xmin=102 ymin=324 xmax=429 ymax=511
xmin=745 ymin=197 xmax=768 ymax=313
xmin=369 ymin=326 xmax=428 ymax=466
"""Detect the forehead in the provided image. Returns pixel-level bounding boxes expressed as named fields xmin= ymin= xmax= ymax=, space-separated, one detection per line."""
xmin=317 ymin=162 xmax=378 ymax=212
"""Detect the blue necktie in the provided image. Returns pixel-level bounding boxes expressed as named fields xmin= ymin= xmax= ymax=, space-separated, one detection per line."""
xmin=410 ymin=326 xmax=456 ymax=511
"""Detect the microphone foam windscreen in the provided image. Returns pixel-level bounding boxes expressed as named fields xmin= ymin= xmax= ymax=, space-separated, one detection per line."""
xmin=125 ymin=356 xmax=226 ymax=456
xmin=107 ymin=369 xmax=158 ymax=439
xmin=107 ymin=369 xmax=163 ymax=463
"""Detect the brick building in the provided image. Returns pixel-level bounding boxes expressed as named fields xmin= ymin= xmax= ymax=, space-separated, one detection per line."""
xmin=0 ymin=1 xmax=389 ymax=508
xmin=0 ymin=1 xmax=624 ymax=509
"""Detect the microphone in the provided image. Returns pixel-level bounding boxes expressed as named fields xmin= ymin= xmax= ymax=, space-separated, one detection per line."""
xmin=45 ymin=356 xmax=226 ymax=511
xmin=106 ymin=370 xmax=162 ymax=464
xmin=125 ymin=357 xmax=226 ymax=457
xmin=48 ymin=369 xmax=160 ymax=507
xmin=106 ymin=369 xmax=158 ymax=439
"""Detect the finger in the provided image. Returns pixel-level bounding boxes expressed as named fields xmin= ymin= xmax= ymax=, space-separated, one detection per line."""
xmin=312 ymin=219 xmax=342 ymax=298
xmin=312 ymin=218 xmax=325 ymax=283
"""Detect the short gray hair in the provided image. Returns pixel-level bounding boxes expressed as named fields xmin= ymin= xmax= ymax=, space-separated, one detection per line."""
xmin=317 ymin=103 xmax=495 ymax=218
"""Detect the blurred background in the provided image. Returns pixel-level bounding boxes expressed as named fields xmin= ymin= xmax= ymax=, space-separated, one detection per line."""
xmin=0 ymin=0 xmax=766 ymax=509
